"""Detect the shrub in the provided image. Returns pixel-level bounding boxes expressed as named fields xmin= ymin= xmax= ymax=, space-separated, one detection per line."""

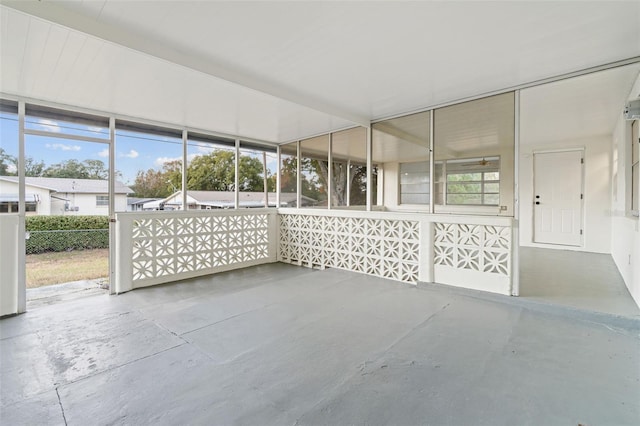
xmin=26 ymin=215 xmax=109 ymax=231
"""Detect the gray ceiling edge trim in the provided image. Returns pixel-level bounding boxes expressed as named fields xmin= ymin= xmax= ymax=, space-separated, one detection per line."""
xmin=0 ymin=91 xmax=280 ymax=148
xmin=277 ymin=124 xmax=365 ymax=146
xmin=1 ymin=1 xmax=370 ymax=127
xmin=370 ymin=56 xmax=640 ymax=124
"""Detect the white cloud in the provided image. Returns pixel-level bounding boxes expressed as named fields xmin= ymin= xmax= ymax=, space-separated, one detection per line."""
xmin=155 ymin=154 xmax=197 ymax=167
xmin=35 ymin=119 xmax=62 ymax=133
xmin=46 ymin=143 xmax=81 ymax=151
xmin=7 ymin=164 xmax=17 ymax=173
xmin=155 ymin=156 xmax=181 ymax=167
xmin=121 ymin=149 xmax=139 ymax=159
xmin=98 ymin=148 xmax=109 ymax=158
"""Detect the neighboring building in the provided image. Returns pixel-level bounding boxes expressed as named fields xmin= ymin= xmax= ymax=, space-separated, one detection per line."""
xmin=158 ymin=190 xmax=316 ymax=210
xmin=127 ymin=197 xmax=163 ymax=212
xmin=0 ymin=176 xmax=133 ymax=215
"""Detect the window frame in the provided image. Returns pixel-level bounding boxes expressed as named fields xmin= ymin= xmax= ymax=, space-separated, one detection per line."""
xmin=96 ymin=195 xmax=109 ymax=207
xmin=445 ymin=166 xmax=500 ymax=206
xmin=631 ymin=120 xmax=639 ymax=217
xmin=398 ymin=160 xmax=430 ymax=206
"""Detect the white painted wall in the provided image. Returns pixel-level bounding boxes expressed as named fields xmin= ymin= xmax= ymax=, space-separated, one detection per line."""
xmin=0 ymin=180 xmax=127 ymax=215
xmin=51 ymin=192 xmax=124 ymax=216
xmin=0 ymin=181 xmax=52 ymax=215
xmin=0 ymin=214 xmax=19 ymax=317
xmin=610 ymin=74 xmax=640 ymax=307
xmin=519 ymin=135 xmax=612 ymax=253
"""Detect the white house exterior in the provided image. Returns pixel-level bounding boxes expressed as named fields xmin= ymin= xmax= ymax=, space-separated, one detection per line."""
xmin=127 ymin=197 xmax=163 ymax=212
xmin=0 ymin=176 xmax=132 ymax=215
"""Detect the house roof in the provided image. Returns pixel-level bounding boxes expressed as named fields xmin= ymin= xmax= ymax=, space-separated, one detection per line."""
xmin=0 ymin=176 xmax=133 ymax=194
xmin=127 ymin=197 xmax=162 ymax=206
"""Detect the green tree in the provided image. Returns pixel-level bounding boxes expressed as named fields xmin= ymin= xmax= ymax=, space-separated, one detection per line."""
xmin=163 ymin=159 xmax=183 ymax=193
xmin=83 ymin=159 xmax=108 ymax=179
xmin=42 ymin=159 xmax=108 ymax=179
xmin=238 ymin=155 xmax=265 ymax=191
xmin=0 ymin=148 xmax=49 ymax=177
xmin=303 ymin=159 xmax=326 ymax=203
xmin=132 ymin=149 xmax=270 ymax=197
xmin=279 ymin=157 xmax=297 ymax=193
xmin=24 ymin=157 xmax=45 ymax=177
xmin=186 ymin=150 xmax=235 ymax=191
xmin=278 ymin=156 xmax=326 ymax=203
xmin=131 ymin=169 xmax=172 ymax=198
xmin=186 ymin=150 xmax=264 ymax=191
xmin=42 ymin=159 xmax=90 ymax=179
xmin=0 ymin=148 xmax=16 ymax=175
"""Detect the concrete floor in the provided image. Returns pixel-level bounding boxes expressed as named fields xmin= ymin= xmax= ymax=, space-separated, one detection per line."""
xmin=1 ymin=263 xmax=639 ymax=425
xmin=519 ymin=247 xmax=640 ymax=317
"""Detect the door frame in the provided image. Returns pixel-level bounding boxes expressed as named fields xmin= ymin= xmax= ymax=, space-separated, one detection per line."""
xmin=15 ymin=100 xmax=117 ymax=314
xmin=532 ymin=147 xmax=585 ymax=247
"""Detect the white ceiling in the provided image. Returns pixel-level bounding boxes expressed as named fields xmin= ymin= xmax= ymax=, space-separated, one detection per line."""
xmin=1 ymin=1 xmax=639 ymax=144
xmin=520 ymin=64 xmax=640 ymax=145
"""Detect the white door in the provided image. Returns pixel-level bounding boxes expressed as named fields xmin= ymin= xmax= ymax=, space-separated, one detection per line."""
xmin=533 ymin=150 xmax=583 ymax=246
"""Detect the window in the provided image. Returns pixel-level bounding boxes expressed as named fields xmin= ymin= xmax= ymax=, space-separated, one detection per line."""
xmin=300 ymin=135 xmax=329 ymax=208
xmin=434 ymin=92 xmax=514 ymax=214
xmin=399 ymin=161 xmax=429 ymax=204
xmin=280 ymin=143 xmax=298 ymax=207
xmin=0 ymin=202 xmax=36 ymax=213
xmin=331 ymin=127 xmax=368 ymax=208
xmin=96 ymin=195 xmax=109 ymax=206
xmin=372 ymin=110 xmax=430 ymax=209
xmin=445 ymin=157 xmax=500 ymax=205
xmin=239 ymin=141 xmax=277 ymax=208
xmin=632 ymin=120 xmax=639 ymax=215
xmin=115 ymin=121 xmax=183 ymax=211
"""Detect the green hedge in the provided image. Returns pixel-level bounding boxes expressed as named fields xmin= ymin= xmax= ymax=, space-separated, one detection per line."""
xmin=26 ymin=215 xmax=109 ymax=231
xmin=25 ymin=216 xmax=109 ymax=254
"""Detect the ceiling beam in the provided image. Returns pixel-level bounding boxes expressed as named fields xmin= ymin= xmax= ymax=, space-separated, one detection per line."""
xmin=373 ymin=122 xmax=428 ymax=147
xmin=2 ymin=1 xmax=371 ymax=127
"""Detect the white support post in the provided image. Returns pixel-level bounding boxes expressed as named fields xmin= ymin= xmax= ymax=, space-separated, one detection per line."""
xmin=328 ymin=133 xmax=333 ymax=210
xmin=263 ymin=151 xmax=268 ymax=208
xmin=346 ymin=159 xmax=351 ymax=207
xmin=235 ymin=139 xmax=240 ymax=209
xmin=429 ymin=110 xmax=435 ymax=214
xmin=512 ymin=90 xmax=521 ymax=296
xmin=182 ymin=130 xmax=188 ymax=210
xmin=296 ymin=141 xmax=301 ymax=209
xmin=276 ymin=145 xmax=281 ymax=208
xmin=366 ymin=126 xmax=372 ymax=212
xmin=17 ymin=101 xmax=26 ymax=313
xmin=114 ymin=214 xmax=133 ymax=294
xmin=419 ymin=220 xmax=435 ymax=284
xmin=108 ymin=117 xmax=116 ymax=295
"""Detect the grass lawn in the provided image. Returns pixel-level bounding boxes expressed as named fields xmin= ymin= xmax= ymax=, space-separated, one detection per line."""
xmin=26 ymin=248 xmax=109 ymax=288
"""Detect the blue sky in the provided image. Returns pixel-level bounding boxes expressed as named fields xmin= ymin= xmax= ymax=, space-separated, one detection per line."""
xmin=0 ymin=113 xmax=277 ymax=186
